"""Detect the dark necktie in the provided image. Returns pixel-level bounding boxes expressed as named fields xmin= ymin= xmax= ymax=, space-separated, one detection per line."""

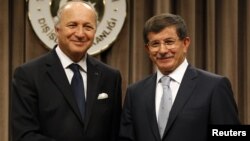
xmin=69 ymin=63 xmax=85 ymax=120
xmin=158 ymin=76 xmax=172 ymax=138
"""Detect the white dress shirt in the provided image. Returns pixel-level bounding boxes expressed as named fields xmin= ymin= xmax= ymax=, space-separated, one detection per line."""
xmin=55 ymin=46 xmax=87 ymax=99
xmin=155 ymin=59 xmax=188 ymax=120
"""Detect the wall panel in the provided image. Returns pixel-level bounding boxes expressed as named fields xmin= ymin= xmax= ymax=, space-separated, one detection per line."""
xmin=0 ymin=1 xmax=9 ymax=141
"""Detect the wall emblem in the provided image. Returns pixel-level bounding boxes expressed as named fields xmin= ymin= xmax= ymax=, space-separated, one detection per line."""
xmin=28 ymin=0 xmax=126 ymax=55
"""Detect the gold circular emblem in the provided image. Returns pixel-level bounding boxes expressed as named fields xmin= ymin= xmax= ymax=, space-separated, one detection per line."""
xmin=28 ymin=0 xmax=127 ymax=55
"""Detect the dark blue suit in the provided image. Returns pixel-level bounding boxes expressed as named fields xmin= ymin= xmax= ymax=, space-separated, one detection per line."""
xmin=119 ymin=65 xmax=240 ymax=141
xmin=11 ymin=48 xmax=122 ymax=141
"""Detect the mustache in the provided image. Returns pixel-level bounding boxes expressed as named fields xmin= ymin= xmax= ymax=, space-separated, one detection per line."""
xmin=156 ymin=53 xmax=174 ymax=59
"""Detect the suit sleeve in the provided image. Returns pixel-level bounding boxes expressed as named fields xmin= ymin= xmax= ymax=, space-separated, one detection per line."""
xmin=119 ymin=87 xmax=135 ymax=141
xmin=11 ymin=67 xmax=56 ymax=141
xmin=209 ymin=77 xmax=240 ymax=124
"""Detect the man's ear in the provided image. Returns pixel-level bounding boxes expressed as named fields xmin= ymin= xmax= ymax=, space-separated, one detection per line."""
xmin=144 ymin=44 xmax=150 ymax=54
xmin=183 ymin=37 xmax=191 ymax=53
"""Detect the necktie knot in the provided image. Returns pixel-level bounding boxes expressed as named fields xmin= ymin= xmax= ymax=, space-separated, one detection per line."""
xmin=69 ymin=63 xmax=81 ymax=74
xmin=161 ymin=76 xmax=171 ymax=87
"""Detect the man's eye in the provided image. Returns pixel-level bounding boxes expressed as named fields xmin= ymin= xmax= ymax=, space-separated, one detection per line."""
xmin=151 ymin=42 xmax=160 ymax=47
xmin=164 ymin=40 xmax=175 ymax=45
xmin=67 ymin=25 xmax=76 ymax=28
xmin=84 ymin=26 xmax=94 ymax=31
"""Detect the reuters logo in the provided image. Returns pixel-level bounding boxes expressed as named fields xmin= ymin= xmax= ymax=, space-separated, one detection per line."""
xmin=28 ymin=0 xmax=127 ymax=55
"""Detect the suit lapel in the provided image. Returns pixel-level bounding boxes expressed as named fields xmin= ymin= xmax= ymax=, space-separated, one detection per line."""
xmin=84 ymin=55 xmax=101 ymax=131
xmin=45 ymin=50 xmax=83 ymax=123
xmin=163 ymin=65 xmax=198 ymax=137
xmin=145 ymin=74 xmax=162 ymax=141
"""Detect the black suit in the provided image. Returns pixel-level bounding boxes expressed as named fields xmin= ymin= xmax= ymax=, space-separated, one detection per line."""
xmin=11 ymin=49 xmax=122 ymax=141
xmin=119 ymin=65 xmax=240 ymax=141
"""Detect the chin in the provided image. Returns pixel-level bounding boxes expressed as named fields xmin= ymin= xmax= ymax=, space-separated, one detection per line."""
xmin=158 ymin=61 xmax=173 ymax=67
xmin=71 ymin=44 xmax=89 ymax=51
xmin=158 ymin=64 xmax=174 ymax=71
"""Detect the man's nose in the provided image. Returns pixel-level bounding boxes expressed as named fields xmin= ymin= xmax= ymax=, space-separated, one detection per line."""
xmin=158 ymin=43 xmax=170 ymax=52
xmin=75 ymin=27 xmax=85 ymax=37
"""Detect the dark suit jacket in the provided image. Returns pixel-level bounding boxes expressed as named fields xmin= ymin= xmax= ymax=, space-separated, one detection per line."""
xmin=11 ymin=48 xmax=122 ymax=141
xmin=119 ymin=65 xmax=240 ymax=141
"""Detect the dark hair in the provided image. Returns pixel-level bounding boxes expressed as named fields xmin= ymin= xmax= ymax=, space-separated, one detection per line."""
xmin=143 ymin=13 xmax=188 ymax=44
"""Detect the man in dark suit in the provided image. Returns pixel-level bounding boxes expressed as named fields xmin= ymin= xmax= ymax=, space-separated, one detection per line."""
xmin=11 ymin=1 xmax=122 ymax=141
xmin=119 ymin=13 xmax=240 ymax=141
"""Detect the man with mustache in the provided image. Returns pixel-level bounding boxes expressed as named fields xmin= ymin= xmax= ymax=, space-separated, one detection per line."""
xmin=119 ymin=13 xmax=240 ymax=141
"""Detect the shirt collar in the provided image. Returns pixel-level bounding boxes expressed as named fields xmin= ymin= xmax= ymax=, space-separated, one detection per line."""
xmin=156 ymin=58 xmax=188 ymax=84
xmin=55 ymin=46 xmax=87 ymax=72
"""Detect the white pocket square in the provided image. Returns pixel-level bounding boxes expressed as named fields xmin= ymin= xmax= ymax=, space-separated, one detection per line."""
xmin=97 ymin=93 xmax=109 ymax=100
